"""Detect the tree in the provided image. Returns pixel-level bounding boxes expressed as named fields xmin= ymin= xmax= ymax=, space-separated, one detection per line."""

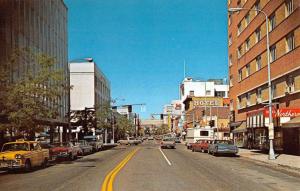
xmin=0 ymin=48 xmax=70 ymax=140
xmin=115 ymin=115 xmax=134 ymax=139
xmin=155 ymin=124 xmax=170 ymax=135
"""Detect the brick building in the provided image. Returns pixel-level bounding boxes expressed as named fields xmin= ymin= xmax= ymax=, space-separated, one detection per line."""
xmin=228 ymin=0 xmax=300 ymax=155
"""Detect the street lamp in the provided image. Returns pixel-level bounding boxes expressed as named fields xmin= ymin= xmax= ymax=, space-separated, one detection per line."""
xmin=228 ymin=7 xmax=275 ymax=160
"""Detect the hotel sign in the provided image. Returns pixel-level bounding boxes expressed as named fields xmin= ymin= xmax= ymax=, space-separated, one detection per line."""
xmin=192 ymin=97 xmax=223 ymax=108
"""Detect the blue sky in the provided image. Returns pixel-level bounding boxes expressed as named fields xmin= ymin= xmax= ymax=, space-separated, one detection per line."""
xmin=64 ymin=0 xmax=228 ymax=119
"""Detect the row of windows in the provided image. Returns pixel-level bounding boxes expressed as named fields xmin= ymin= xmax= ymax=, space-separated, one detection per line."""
xmin=236 ymin=72 xmax=300 ymax=110
xmin=236 ymin=32 xmax=296 ymax=83
xmin=229 ymin=0 xmax=294 ymax=49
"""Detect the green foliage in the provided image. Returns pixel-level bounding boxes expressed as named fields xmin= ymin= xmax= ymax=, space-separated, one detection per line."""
xmin=0 ymin=48 xmax=69 ymax=135
xmin=95 ymin=102 xmax=112 ymax=130
xmin=155 ymin=124 xmax=170 ymax=135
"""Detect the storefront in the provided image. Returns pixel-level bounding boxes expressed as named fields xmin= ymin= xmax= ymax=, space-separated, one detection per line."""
xmin=232 ymin=121 xmax=247 ymax=147
xmin=282 ymin=116 xmax=300 ymax=155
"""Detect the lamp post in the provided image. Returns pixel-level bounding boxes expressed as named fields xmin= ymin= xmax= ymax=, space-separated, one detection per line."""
xmin=228 ymin=7 xmax=275 ymax=160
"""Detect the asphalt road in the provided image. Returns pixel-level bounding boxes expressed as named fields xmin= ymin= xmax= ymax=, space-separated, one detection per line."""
xmin=0 ymin=141 xmax=300 ymax=191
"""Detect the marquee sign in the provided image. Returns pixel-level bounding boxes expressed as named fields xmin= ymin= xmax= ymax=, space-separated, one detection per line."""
xmin=263 ymin=108 xmax=300 ymax=118
xmin=192 ymin=97 xmax=223 ymax=108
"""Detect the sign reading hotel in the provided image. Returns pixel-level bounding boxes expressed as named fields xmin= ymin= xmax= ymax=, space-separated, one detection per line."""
xmin=192 ymin=97 xmax=223 ymax=108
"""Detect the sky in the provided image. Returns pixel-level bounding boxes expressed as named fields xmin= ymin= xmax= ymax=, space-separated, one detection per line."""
xmin=64 ymin=0 xmax=228 ymax=119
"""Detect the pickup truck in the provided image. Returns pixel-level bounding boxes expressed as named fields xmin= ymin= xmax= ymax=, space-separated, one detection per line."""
xmin=0 ymin=139 xmax=49 ymax=171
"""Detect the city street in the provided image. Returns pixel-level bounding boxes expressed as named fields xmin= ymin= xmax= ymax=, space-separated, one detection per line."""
xmin=1 ymin=141 xmax=299 ymax=191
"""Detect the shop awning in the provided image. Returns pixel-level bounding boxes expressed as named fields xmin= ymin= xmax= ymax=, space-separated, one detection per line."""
xmin=232 ymin=121 xmax=247 ymax=133
xmin=282 ymin=116 xmax=300 ymax=128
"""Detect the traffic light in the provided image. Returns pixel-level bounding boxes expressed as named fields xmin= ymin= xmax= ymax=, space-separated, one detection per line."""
xmin=160 ymin=114 xmax=164 ymax=120
xmin=201 ymin=110 xmax=205 ymax=116
xmin=209 ymin=120 xmax=215 ymax=127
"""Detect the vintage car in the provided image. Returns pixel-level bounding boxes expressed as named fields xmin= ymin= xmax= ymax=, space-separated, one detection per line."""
xmin=0 ymin=139 xmax=49 ymax=171
xmin=84 ymin=136 xmax=103 ymax=152
xmin=40 ymin=143 xmax=57 ymax=162
xmin=117 ymin=137 xmax=141 ymax=145
xmin=161 ymin=138 xmax=176 ymax=149
xmin=208 ymin=140 xmax=238 ymax=156
xmin=75 ymin=140 xmax=93 ymax=155
xmin=51 ymin=142 xmax=81 ymax=160
xmin=191 ymin=140 xmax=211 ymax=153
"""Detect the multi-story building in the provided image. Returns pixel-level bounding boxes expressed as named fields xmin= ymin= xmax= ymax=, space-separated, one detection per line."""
xmin=70 ymin=58 xmax=111 ymax=111
xmin=228 ymin=0 xmax=300 ymax=155
xmin=180 ymin=78 xmax=229 ymax=103
xmin=0 ymin=1 xmax=69 ymax=128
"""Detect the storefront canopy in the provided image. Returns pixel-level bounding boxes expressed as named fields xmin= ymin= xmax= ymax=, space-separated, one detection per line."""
xmin=282 ymin=116 xmax=300 ymax=128
xmin=232 ymin=121 xmax=247 ymax=133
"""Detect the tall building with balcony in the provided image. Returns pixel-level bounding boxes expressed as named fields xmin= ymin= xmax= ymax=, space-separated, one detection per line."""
xmin=0 ymin=1 xmax=69 ymax=127
xmin=228 ymin=0 xmax=300 ymax=155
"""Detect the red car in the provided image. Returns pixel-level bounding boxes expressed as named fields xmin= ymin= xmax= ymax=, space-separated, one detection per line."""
xmin=51 ymin=142 xmax=81 ymax=160
xmin=191 ymin=140 xmax=211 ymax=153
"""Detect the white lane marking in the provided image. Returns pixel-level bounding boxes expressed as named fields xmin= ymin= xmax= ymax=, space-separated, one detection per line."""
xmin=159 ymin=147 xmax=172 ymax=166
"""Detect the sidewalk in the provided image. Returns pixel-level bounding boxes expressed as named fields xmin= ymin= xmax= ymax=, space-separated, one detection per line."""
xmin=238 ymin=148 xmax=300 ymax=171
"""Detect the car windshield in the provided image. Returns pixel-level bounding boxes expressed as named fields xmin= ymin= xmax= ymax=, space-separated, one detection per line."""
xmin=1 ymin=143 xmax=29 ymax=152
xmin=53 ymin=142 xmax=69 ymax=147
xmin=216 ymin=140 xmax=233 ymax=144
xmin=163 ymin=138 xmax=173 ymax=141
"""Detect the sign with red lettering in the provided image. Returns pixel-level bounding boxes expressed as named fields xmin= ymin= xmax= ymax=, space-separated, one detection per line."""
xmin=264 ymin=108 xmax=300 ymax=118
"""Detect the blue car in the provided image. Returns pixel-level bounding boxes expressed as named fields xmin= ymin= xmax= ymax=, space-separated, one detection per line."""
xmin=208 ymin=140 xmax=238 ymax=156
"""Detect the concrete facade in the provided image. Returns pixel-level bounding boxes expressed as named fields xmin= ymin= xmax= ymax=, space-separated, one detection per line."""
xmin=70 ymin=58 xmax=111 ymax=111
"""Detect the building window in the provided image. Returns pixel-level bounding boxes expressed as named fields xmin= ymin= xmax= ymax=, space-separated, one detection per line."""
xmin=238 ymin=69 xmax=242 ymax=81
xmin=229 ymin=54 xmax=232 ymax=66
xmin=230 ymin=75 xmax=233 ymax=87
xmin=246 ymin=64 xmax=250 ymax=77
xmin=271 ymin=83 xmax=277 ymax=98
xmin=245 ymin=38 xmax=250 ymax=51
xmin=256 ymin=56 xmax=262 ymax=71
xmin=254 ymin=0 xmax=261 ymax=16
xmin=215 ymin=91 xmax=226 ymax=97
xmin=246 ymin=93 xmax=251 ymax=106
xmin=245 ymin=13 xmax=250 ymax=26
xmin=189 ymin=90 xmax=194 ymax=96
xmin=238 ymin=22 xmax=242 ymax=35
xmin=270 ymin=45 xmax=276 ymax=62
xmin=286 ymin=33 xmax=295 ymax=53
xmin=286 ymin=75 xmax=295 ymax=93
xmin=238 ymin=46 xmax=242 ymax=58
xmin=285 ymin=0 xmax=294 ymax=17
xmin=229 ymin=14 xmax=232 ymax=26
xmin=237 ymin=0 xmax=241 ymax=8
xmin=255 ymin=27 xmax=261 ymax=43
xmin=206 ymin=90 xmax=211 ymax=96
xmin=257 ymin=88 xmax=262 ymax=103
xmin=269 ymin=14 xmax=276 ymax=32
xmin=229 ymin=34 xmax=232 ymax=46
xmin=237 ymin=97 xmax=241 ymax=109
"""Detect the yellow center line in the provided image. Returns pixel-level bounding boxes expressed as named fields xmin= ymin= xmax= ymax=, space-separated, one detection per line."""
xmin=101 ymin=148 xmax=139 ymax=191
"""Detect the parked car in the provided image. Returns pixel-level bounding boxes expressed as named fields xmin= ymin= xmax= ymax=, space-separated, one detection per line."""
xmin=84 ymin=136 xmax=103 ymax=152
xmin=191 ymin=140 xmax=211 ymax=153
xmin=40 ymin=143 xmax=57 ymax=162
xmin=174 ymin=137 xmax=181 ymax=143
xmin=208 ymin=140 xmax=238 ymax=156
xmin=76 ymin=140 xmax=93 ymax=155
xmin=0 ymin=139 xmax=49 ymax=171
xmin=51 ymin=142 xmax=80 ymax=160
xmin=161 ymin=138 xmax=176 ymax=149
xmin=147 ymin=136 xmax=154 ymax=140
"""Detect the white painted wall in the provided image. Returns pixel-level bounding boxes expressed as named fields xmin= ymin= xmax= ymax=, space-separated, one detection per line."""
xmin=70 ymin=62 xmax=95 ymax=110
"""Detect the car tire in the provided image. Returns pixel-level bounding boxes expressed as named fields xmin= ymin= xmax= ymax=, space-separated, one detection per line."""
xmin=192 ymin=148 xmax=195 ymax=152
xmin=42 ymin=158 xmax=48 ymax=168
xmin=208 ymin=150 xmax=210 ymax=154
xmin=24 ymin=160 xmax=31 ymax=172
